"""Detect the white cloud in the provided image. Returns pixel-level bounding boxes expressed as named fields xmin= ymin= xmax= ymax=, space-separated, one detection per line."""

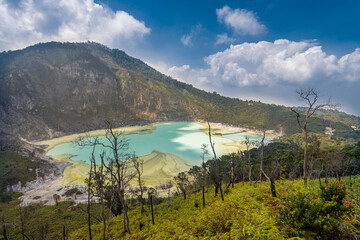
xmin=180 ymin=23 xmax=203 ymax=46
xmin=161 ymin=39 xmax=360 ymax=89
xmin=0 ymin=0 xmax=150 ymax=51
xmin=338 ymin=48 xmax=360 ymax=82
xmin=216 ymin=6 xmax=266 ymax=36
xmin=215 ymin=33 xmax=235 ymax=45
xmin=181 ymin=35 xmax=192 ymax=46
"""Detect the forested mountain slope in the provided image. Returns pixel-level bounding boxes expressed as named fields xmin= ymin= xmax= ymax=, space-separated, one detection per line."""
xmin=0 ymin=42 xmax=358 ymax=142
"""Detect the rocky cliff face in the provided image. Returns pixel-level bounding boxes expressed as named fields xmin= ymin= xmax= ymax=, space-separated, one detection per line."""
xmin=0 ymin=42 xmax=194 ymax=141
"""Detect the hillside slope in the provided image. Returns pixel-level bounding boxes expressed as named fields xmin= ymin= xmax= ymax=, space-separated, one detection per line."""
xmin=0 ymin=42 xmax=358 ymax=142
xmin=70 ymin=178 xmax=360 ymax=239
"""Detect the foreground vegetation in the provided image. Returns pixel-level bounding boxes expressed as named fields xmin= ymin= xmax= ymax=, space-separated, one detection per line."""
xmin=0 ymin=200 xmax=95 ymax=239
xmin=1 ymin=177 xmax=359 ymax=240
xmin=0 ymin=137 xmax=358 ymax=239
xmin=69 ymin=177 xmax=360 ymax=239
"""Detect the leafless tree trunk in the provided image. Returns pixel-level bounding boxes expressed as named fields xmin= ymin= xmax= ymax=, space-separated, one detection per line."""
xmin=261 ymin=169 xmax=277 ymax=197
xmin=291 ymin=88 xmax=337 ymax=186
xmin=108 ymin=175 xmax=117 ymax=218
xmin=131 ymin=154 xmax=145 ymax=214
xmin=79 ymin=121 xmax=135 ymax=235
xmin=87 ymin=154 xmax=93 ymax=240
xmin=202 ymin=186 xmax=205 ymax=208
xmin=53 ymin=194 xmax=60 ymax=206
xmin=244 ymin=136 xmax=252 ymax=185
xmin=200 ymin=144 xmax=208 ymax=207
xmin=37 ymin=222 xmax=49 ymax=240
xmin=62 ymin=212 xmax=68 ymax=240
xmin=1 ymin=215 xmax=7 ymax=240
xmin=100 ymin=121 xmax=135 ymax=234
xmin=258 ymin=131 xmax=278 ymax=198
xmin=259 ymin=130 xmax=266 ymax=187
xmin=95 ymin=153 xmax=107 ymax=240
xmin=18 ymin=206 xmax=27 ymax=240
xmin=231 ymin=153 xmax=235 ymax=188
xmin=207 ymin=120 xmax=224 ymax=201
xmin=150 ymin=195 xmax=155 ymax=225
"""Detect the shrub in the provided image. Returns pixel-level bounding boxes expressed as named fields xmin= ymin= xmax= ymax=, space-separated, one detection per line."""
xmin=279 ymin=182 xmax=352 ymax=239
xmin=320 ymin=180 xmax=346 ymax=204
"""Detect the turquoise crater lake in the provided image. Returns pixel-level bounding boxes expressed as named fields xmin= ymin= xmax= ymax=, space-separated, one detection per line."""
xmin=47 ymin=122 xmax=269 ymax=166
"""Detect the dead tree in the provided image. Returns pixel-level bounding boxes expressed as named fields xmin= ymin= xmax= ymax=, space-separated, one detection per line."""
xmin=244 ymin=136 xmax=252 ymax=185
xmin=207 ymin=120 xmax=224 ymax=201
xmin=200 ymin=144 xmax=209 ymax=207
xmin=18 ymin=206 xmax=27 ymax=240
xmin=93 ymin=153 xmax=107 ymax=240
xmin=259 ymin=130 xmax=266 ymax=186
xmin=131 ymin=154 xmax=145 ymax=214
xmin=237 ymin=150 xmax=247 ymax=184
xmin=62 ymin=211 xmax=68 ymax=240
xmin=147 ymin=188 xmax=157 ymax=225
xmin=1 ymin=215 xmax=7 ymax=240
xmin=78 ymin=135 xmax=102 ymax=240
xmin=79 ymin=121 xmax=135 ymax=234
xmin=174 ymin=172 xmax=189 ymax=200
xmin=257 ymin=131 xmax=277 ymax=197
xmin=37 ymin=222 xmax=49 ymax=240
xmin=291 ymin=88 xmax=336 ymax=186
xmin=101 ymin=121 xmax=135 ymax=234
xmin=87 ymin=149 xmax=94 ymax=240
xmin=53 ymin=194 xmax=60 ymax=206
xmin=261 ymin=169 xmax=277 ymax=198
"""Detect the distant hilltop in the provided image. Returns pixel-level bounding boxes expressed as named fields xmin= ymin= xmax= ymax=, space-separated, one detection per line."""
xmin=0 ymin=41 xmax=359 ymax=144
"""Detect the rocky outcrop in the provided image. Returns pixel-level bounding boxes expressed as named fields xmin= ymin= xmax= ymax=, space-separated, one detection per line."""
xmin=0 ymin=42 xmax=196 ymax=142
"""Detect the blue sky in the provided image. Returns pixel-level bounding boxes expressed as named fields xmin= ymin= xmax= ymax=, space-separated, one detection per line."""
xmin=1 ymin=0 xmax=360 ymax=115
xmin=103 ymin=0 xmax=360 ymax=65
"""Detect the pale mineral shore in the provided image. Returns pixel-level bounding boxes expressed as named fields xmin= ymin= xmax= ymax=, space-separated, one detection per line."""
xmin=196 ymin=120 xmax=282 ymax=139
xmin=20 ymin=121 xmax=279 ymax=206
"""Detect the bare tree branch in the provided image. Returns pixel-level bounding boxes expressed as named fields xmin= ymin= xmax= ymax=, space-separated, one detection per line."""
xmin=291 ymin=87 xmax=338 ymax=186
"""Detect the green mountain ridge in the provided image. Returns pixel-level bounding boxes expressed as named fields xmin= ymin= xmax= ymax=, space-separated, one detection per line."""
xmin=0 ymin=41 xmax=359 ymax=143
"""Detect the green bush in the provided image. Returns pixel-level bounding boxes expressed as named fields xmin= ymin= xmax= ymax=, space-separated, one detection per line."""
xmin=320 ymin=180 xmax=346 ymax=204
xmin=279 ymin=181 xmax=353 ymax=239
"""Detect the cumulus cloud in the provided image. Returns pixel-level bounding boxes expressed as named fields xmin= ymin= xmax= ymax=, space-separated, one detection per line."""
xmin=148 ymin=39 xmax=360 ymax=115
xmin=216 ymin=6 xmax=266 ymax=35
xmin=159 ymin=39 xmax=360 ymax=89
xmin=215 ymin=33 xmax=235 ymax=45
xmin=180 ymin=23 xmax=203 ymax=46
xmin=0 ymin=0 xmax=150 ymax=51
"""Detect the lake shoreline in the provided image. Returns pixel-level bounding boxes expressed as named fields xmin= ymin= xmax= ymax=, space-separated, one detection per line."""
xmin=34 ymin=120 xmax=280 ymax=152
xmin=26 ymin=121 xmax=276 ymax=206
xmin=33 ymin=121 xmax=277 ymax=187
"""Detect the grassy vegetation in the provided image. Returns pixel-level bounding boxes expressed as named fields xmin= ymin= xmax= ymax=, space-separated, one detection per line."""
xmin=0 ymin=151 xmax=40 ymax=201
xmin=0 ymin=200 xmax=106 ymax=240
xmin=1 ymin=177 xmax=357 ymax=239
xmin=66 ymin=177 xmax=360 ymax=239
